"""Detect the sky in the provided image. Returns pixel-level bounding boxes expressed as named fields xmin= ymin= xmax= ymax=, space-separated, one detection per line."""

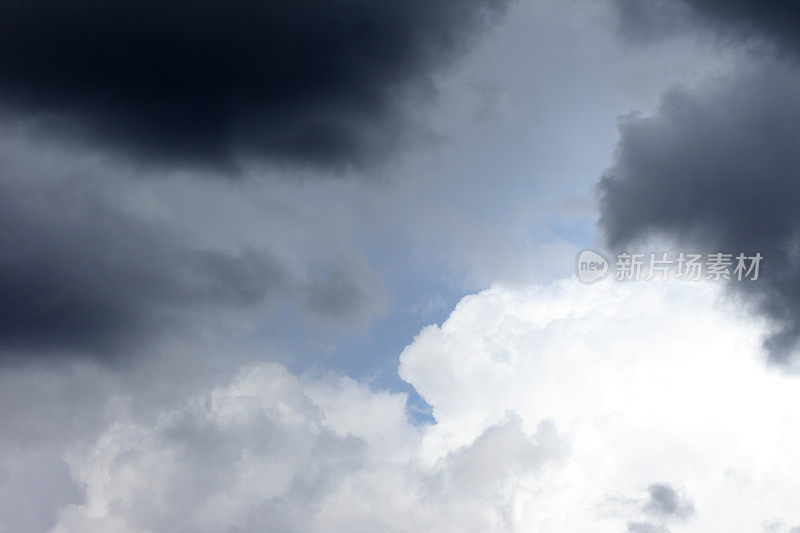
xmin=1 ymin=0 xmax=800 ymax=531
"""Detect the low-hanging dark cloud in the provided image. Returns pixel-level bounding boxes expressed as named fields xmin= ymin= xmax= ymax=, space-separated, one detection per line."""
xmin=598 ymin=64 xmax=800 ymax=363
xmin=615 ymin=0 xmax=800 ymax=55
xmin=0 ymin=151 xmax=383 ymax=362
xmin=0 ymin=0 xmax=507 ymax=171
xmin=607 ymin=0 xmax=800 ymax=365
xmin=681 ymin=0 xmax=800 ymax=51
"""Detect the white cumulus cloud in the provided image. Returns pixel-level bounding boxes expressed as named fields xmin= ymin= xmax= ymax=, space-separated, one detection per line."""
xmin=39 ymin=278 xmax=800 ymax=532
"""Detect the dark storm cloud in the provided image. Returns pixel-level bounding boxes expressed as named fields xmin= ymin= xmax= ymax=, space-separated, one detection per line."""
xmin=598 ymin=65 xmax=800 ymax=363
xmin=0 ymin=156 xmax=381 ymax=361
xmin=615 ymin=0 xmax=800 ymax=55
xmin=0 ymin=0 xmax=507 ymax=171
xmin=613 ymin=0 xmax=693 ymax=43
xmin=681 ymin=0 xmax=800 ymax=52
xmin=0 ymin=188 xmax=276 ymax=356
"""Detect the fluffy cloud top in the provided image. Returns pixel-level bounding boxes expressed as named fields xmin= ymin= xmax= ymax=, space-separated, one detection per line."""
xmin=46 ymin=363 xmax=560 ymax=533
xmin=399 ymin=278 xmax=800 ymax=531
xmin=27 ymin=277 xmax=800 ymax=532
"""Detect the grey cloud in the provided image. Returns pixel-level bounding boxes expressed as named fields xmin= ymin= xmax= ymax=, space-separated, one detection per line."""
xmin=49 ymin=364 xmax=565 ymax=532
xmin=443 ymin=417 xmax=564 ymax=494
xmin=59 ymin=364 xmax=365 ymax=533
xmin=628 ymin=522 xmax=669 ymax=533
xmin=613 ymin=0 xmax=694 ymax=44
xmin=763 ymin=519 xmax=785 ymax=532
xmin=598 ymin=64 xmax=800 ymax=363
xmin=643 ymin=483 xmax=694 ymax=520
xmin=621 ymin=483 xmax=693 ymax=533
xmin=0 ymin=149 xmax=383 ymax=362
xmin=0 ymin=0 xmax=508 ymax=172
xmin=614 ymin=0 xmax=800 ymax=56
xmin=677 ymin=0 xmax=800 ymax=55
xmin=0 ymin=449 xmax=81 ymax=533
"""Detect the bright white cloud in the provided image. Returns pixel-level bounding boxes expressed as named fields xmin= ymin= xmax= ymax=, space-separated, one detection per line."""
xmin=400 ymin=278 xmax=800 ymax=531
xmin=42 ymin=278 xmax=800 ymax=532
